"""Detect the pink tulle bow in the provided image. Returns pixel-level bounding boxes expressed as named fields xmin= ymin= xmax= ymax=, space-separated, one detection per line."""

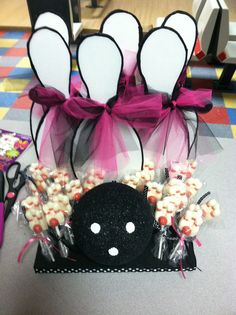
xmin=143 ymin=87 xmax=212 ymax=166
xmin=167 ymin=87 xmax=212 ymax=112
xmin=29 ymin=85 xmax=165 ymax=173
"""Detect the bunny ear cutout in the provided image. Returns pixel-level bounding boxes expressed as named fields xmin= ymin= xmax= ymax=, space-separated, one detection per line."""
xmin=138 ymin=27 xmax=187 ymax=96
xmin=162 ymin=11 xmax=198 ymax=63
xmin=28 ymin=27 xmax=72 ymax=167
xmin=100 ymin=10 xmax=142 ymax=75
xmin=34 ymin=12 xmax=69 ymax=45
xmin=77 ymin=33 xmax=123 ymax=104
xmin=27 ymin=27 xmax=71 ymax=98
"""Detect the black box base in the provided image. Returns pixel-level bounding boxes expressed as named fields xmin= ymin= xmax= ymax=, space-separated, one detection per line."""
xmin=34 ymin=233 xmax=197 ymax=274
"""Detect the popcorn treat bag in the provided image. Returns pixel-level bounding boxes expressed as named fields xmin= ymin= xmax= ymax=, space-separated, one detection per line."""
xmin=18 ymin=163 xmax=89 ymax=262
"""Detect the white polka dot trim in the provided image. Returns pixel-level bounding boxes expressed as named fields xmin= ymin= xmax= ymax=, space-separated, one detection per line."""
xmin=34 ymin=267 xmax=196 ymax=273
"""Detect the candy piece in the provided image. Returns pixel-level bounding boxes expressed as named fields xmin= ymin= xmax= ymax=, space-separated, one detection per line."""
xmin=49 ymin=218 xmax=59 ymax=228
xmin=182 ymin=225 xmax=192 ymax=236
xmin=158 ymin=216 xmax=168 ymax=226
xmin=185 ymin=178 xmax=202 ymax=198
xmin=201 ymin=199 xmax=220 ymax=220
xmin=148 ymin=195 xmax=157 ymax=205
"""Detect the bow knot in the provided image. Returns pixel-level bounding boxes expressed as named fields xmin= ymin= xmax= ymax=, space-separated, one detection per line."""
xmin=105 ymin=104 xmax=112 ymax=115
xmin=171 ymin=100 xmax=177 ymax=110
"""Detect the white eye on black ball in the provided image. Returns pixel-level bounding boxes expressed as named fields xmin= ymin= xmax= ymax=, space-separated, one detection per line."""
xmin=90 ymin=223 xmax=101 ymax=234
xmin=125 ymin=222 xmax=135 ymax=234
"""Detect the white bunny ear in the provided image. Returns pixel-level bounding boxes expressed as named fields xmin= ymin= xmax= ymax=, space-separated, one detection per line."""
xmin=162 ymin=11 xmax=198 ymax=63
xmin=77 ymin=33 xmax=123 ymax=104
xmin=28 ymin=27 xmax=72 ymax=165
xmin=138 ymin=27 xmax=187 ymax=96
xmin=100 ymin=10 xmax=142 ymax=75
xmin=28 ymin=27 xmax=71 ymax=98
xmin=73 ymin=34 xmax=142 ymax=177
xmin=30 ymin=103 xmax=47 ymax=144
xmin=34 ymin=12 xmax=69 ymax=45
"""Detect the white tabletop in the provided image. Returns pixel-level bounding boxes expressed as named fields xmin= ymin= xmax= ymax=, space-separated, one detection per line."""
xmin=0 ymin=120 xmax=235 ymax=315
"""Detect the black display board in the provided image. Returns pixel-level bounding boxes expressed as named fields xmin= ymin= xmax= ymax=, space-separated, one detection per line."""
xmin=34 ymin=231 xmax=197 ymax=274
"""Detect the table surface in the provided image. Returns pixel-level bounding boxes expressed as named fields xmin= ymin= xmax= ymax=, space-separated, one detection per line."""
xmin=0 ymin=119 xmax=235 ymax=315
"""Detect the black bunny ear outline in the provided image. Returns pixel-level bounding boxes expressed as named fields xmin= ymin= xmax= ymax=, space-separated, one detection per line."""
xmin=137 ymin=26 xmax=188 ymax=96
xmin=27 ymin=26 xmax=72 ymax=95
xmin=34 ymin=11 xmax=70 ymax=44
xmin=30 ymin=103 xmax=49 ymax=159
xmin=162 ymin=10 xmax=198 ymax=64
xmin=100 ymin=9 xmax=143 ymax=49
xmin=27 ymin=26 xmax=73 ymax=159
xmin=76 ymin=33 xmax=124 ymax=103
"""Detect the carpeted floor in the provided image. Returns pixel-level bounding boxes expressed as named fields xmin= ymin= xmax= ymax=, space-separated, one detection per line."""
xmin=0 ymin=30 xmax=236 ymax=139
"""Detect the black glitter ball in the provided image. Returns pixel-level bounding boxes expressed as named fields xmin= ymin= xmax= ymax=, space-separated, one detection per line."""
xmin=71 ymin=182 xmax=154 ymax=266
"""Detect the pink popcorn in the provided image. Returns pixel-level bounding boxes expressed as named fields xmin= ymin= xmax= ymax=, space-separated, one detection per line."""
xmin=29 ymin=163 xmax=49 ymax=180
xmin=147 ymin=182 xmax=163 ymax=203
xmin=47 ymin=183 xmax=62 ymax=197
xmin=185 ymin=178 xmax=202 ymax=198
xmin=42 ymin=201 xmax=65 ymax=227
xmin=32 ymin=174 xmax=47 ymax=193
xmin=135 ymin=170 xmax=151 ymax=185
xmin=87 ymin=168 xmax=106 ymax=179
xmin=122 ymin=175 xmax=139 ymax=189
xmin=164 ymin=178 xmax=186 ymax=196
xmin=201 ymin=199 xmax=220 ymax=220
xmin=51 ymin=194 xmax=72 ymax=217
xmin=24 ymin=206 xmax=48 ymax=233
xmin=169 ymin=160 xmax=197 ymax=180
xmin=21 ymin=196 xmax=40 ymax=209
xmin=163 ymin=178 xmax=188 ymax=209
xmin=155 ymin=199 xmax=178 ymax=226
xmin=162 ymin=195 xmax=187 ymax=212
xmin=65 ymin=179 xmax=83 ymax=201
xmin=143 ymin=160 xmax=155 ymax=180
xmin=50 ymin=169 xmax=70 ymax=186
xmin=82 ymin=169 xmax=105 ymax=193
xmin=178 ymin=204 xmax=203 ymax=237
xmin=28 ymin=181 xmax=39 ymax=195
